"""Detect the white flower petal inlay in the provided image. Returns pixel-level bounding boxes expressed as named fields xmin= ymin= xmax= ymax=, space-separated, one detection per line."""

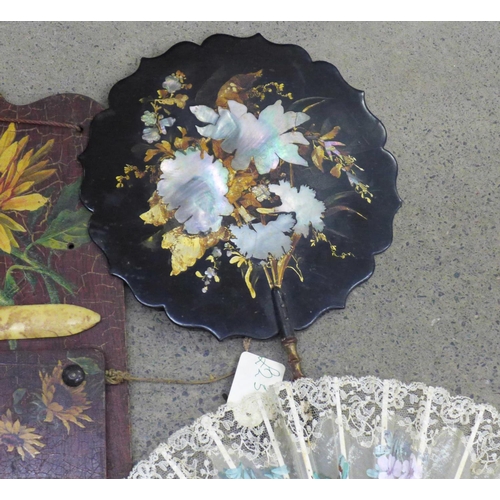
xmin=142 ymin=127 xmax=160 ymax=144
xmin=163 ymin=75 xmax=182 ymax=93
xmin=192 ymin=100 xmax=310 ymax=174
xmin=229 ymin=214 xmax=295 ymax=260
xmin=269 ymin=180 xmax=325 ymax=236
xmin=158 ymin=149 xmax=233 ymax=234
xmin=190 ymin=105 xmax=220 ymax=125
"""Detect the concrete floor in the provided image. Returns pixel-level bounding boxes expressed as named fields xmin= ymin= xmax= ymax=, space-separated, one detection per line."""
xmin=1 ymin=21 xmax=499 ymax=471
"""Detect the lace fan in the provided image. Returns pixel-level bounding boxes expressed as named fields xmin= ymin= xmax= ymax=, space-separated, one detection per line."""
xmin=129 ymin=375 xmax=500 ymax=479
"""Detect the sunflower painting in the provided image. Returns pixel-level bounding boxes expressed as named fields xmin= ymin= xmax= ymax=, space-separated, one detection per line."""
xmin=39 ymin=361 xmax=92 ymax=433
xmin=0 ymin=409 xmax=44 ymax=460
xmin=0 ymin=123 xmax=92 ymax=307
xmin=0 ymin=123 xmax=55 ymax=254
xmin=0 ymin=351 xmax=104 ymax=477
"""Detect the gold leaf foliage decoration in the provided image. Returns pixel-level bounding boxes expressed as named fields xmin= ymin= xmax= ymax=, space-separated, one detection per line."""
xmin=215 ymin=70 xmax=263 ymax=108
xmin=140 ymin=191 xmax=175 ymax=227
xmin=162 ymin=226 xmax=230 ymax=275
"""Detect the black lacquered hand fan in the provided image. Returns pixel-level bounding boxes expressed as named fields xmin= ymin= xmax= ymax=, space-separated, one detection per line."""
xmin=79 ymin=34 xmax=401 ymax=378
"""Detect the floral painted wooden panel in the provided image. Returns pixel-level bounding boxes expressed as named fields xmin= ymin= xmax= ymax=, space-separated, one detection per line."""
xmin=0 ymin=94 xmax=131 ymax=477
xmin=0 ymin=349 xmax=105 ymax=478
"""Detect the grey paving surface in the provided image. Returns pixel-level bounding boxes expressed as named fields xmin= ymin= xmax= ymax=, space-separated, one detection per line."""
xmin=1 ymin=21 xmax=499 ymax=472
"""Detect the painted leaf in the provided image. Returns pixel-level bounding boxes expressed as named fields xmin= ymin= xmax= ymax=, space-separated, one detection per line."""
xmin=28 ymin=261 xmax=75 ymax=295
xmin=311 ymin=145 xmax=325 ymax=172
xmin=144 ymin=141 xmax=174 ymax=162
xmin=323 ymin=190 xmax=356 ymax=207
xmin=13 ymin=388 xmax=27 ymax=406
xmin=3 ymin=273 xmax=20 ymax=301
xmin=330 ymin=163 xmax=343 ymax=178
xmin=35 ymin=208 xmax=91 ymax=250
xmin=8 ymin=247 xmax=76 ymax=296
xmin=320 ymin=125 xmax=340 ymax=141
xmin=26 ymin=204 xmax=46 ymax=230
xmin=324 ymin=205 xmax=366 ymax=219
xmin=156 ymin=93 xmax=189 ymax=108
xmin=12 ymin=388 xmax=27 ymax=415
xmin=47 ymin=179 xmax=81 ymax=224
xmin=22 ymin=271 xmax=38 ymax=292
xmin=67 ymin=356 xmax=101 ymax=375
xmin=41 ymin=274 xmax=61 ymax=304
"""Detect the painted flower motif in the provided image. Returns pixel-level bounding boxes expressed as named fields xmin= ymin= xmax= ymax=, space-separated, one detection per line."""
xmin=367 ymin=431 xmax=422 ymax=479
xmin=0 ymin=409 xmax=44 ymax=460
xmin=221 ymin=463 xmax=257 ymax=479
xmin=0 ymin=123 xmax=56 ymax=253
xmin=163 ymin=74 xmax=182 ymax=93
xmin=372 ymin=453 xmax=422 ymax=479
xmin=229 ymin=213 xmax=295 ymax=260
xmin=400 ymin=454 xmax=423 ymax=479
xmin=205 ymin=267 xmax=216 ymax=278
xmin=377 ymin=454 xmax=403 ymax=479
xmin=40 ymin=361 xmax=92 ymax=433
xmin=192 ymin=100 xmax=310 ymax=174
xmin=268 ymin=180 xmax=325 ymax=236
xmin=142 ymin=127 xmax=161 ymax=144
xmin=142 ymin=115 xmax=175 ymax=144
xmin=158 ymin=116 xmax=176 ymax=134
xmin=323 ymin=140 xmax=345 ymax=159
xmin=157 ymin=149 xmax=233 ymax=234
xmin=140 ymin=111 xmax=157 ymax=127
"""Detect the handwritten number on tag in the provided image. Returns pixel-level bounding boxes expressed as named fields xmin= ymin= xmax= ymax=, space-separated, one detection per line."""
xmin=228 ymin=353 xmax=285 ymax=404
xmin=255 ymin=356 xmax=281 ymax=379
xmin=253 ymin=357 xmax=281 ymax=392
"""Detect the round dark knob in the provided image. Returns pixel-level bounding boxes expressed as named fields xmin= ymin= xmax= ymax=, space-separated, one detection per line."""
xmin=62 ymin=364 xmax=86 ymax=387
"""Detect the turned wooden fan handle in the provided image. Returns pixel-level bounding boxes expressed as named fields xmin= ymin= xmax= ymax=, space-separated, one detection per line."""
xmin=281 ymin=336 xmax=304 ymax=380
xmin=272 ymin=288 xmax=305 ymax=380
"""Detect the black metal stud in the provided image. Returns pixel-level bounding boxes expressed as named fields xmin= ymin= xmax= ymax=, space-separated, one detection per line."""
xmin=62 ymin=364 xmax=86 ymax=387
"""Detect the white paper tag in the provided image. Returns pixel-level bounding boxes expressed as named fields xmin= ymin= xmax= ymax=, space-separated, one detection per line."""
xmin=227 ymin=352 xmax=285 ymax=404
